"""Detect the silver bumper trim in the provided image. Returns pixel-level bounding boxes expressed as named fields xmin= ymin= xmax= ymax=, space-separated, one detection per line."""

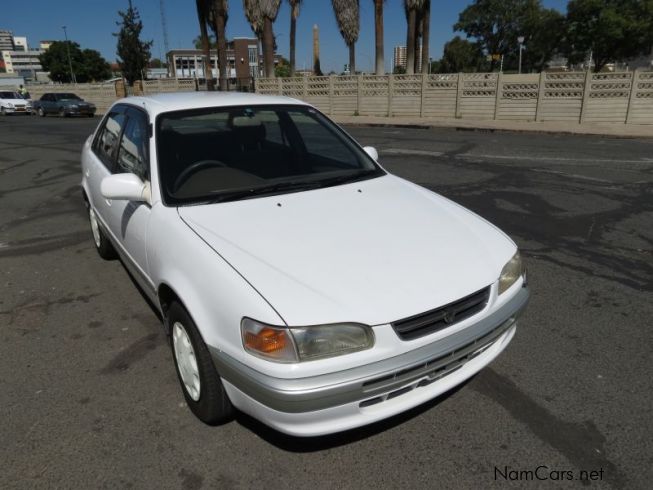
xmin=210 ymin=287 xmax=529 ymax=413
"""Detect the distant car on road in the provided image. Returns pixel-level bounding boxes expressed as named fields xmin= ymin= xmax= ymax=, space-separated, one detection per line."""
xmin=33 ymin=93 xmax=96 ymax=117
xmin=0 ymin=91 xmax=32 ymax=115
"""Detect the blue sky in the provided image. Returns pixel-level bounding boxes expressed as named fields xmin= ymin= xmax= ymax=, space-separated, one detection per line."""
xmin=4 ymin=0 xmax=568 ymax=73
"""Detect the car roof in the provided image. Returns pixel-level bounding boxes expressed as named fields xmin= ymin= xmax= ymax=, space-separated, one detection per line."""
xmin=114 ymin=91 xmax=309 ymax=118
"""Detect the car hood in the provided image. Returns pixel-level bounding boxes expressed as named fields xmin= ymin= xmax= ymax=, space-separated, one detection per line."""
xmin=1 ymin=98 xmax=28 ymax=105
xmin=178 ymin=174 xmax=516 ymax=326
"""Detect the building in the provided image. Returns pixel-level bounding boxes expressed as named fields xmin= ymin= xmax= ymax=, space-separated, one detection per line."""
xmin=1 ymin=50 xmax=43 ymax=78
xmin=40 ymin=41 xmax=55 ymax=51
xmin=13 ymin=36 xmax=27 ymax=51
xmin=392 ymin=45 xmax=422 ymax=73
xmin=167 ymin=37 xmax=280 ymax=80
xmin=393 ymin=46 xmax=406 ymax=72
xmin=168 ymin=38 xmax=259 ymax=80
xmin=0 ymin=30 xmax=14 ymax=51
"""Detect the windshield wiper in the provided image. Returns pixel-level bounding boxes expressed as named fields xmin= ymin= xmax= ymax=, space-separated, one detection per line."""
xmin=314 ymin=168 xmax=381 ymax=187
xmin=205 ymin=180 xmax=324 ymax=203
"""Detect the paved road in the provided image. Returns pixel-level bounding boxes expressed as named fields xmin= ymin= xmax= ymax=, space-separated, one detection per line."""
xmin=1 ymin=116 xmax=652 ymax=489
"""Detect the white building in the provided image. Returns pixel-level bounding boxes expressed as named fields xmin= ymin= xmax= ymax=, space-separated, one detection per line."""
xmin=13 ymin=36 xmax=27 ymax=51
xmin=1 ymin=50 xmax=43 ymax=78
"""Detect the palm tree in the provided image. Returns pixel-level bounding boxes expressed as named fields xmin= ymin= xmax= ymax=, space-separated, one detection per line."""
xmin=262 ymin=0 xmax=282 ymax=78
xmin=420 ymin=0 xmax=430 ymax=74
xmin=209 ymin=0 xmax=229 ymax=90
xmin=243 ymin=0 xmax=263 ymax=75
xmin=404 ymin=0 xmax=425 ymax=75
xmin=289 ymin=0 xmax=302 ymax=76
xmin=373 ymin=0 xmax=384 ymax=75
xmin=332 ymin=0 xmax=360 ymax=75
xmin=195 ymin=0 xmax=214 ymax=89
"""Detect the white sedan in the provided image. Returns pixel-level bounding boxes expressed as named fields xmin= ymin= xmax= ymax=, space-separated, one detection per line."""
xmin=0 ymin=91 xmax=32 ymax=115
xmin=81 ymin=92 xmax=528 ymax=437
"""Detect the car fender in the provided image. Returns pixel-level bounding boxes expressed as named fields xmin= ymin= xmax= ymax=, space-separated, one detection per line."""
xmin=146 ymin=204 xmax=284 ymax=363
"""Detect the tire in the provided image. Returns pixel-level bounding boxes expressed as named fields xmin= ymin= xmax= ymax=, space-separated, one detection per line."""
xmin=87 ymin=205 xmax=116 ymax=260
xmin=38 ymin=107 xmax=45 ymax=117
xmin=1 ymin=107 xmax=6 ymax=116
xmin=59 ymin=107 xmax=66 ymax=118
xmin=167 ymin=301 xmax=234 ymax=425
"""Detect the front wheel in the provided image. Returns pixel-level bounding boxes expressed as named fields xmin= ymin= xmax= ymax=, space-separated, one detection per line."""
xmin=88 ymin=206 xmax=116 ymax=259
xmin=37 ymin=107 xmax=45 ymax=117
xmin=168 ymin=301 xmax=234 ymax=425
xmin=59 ymin=107 xmax=66 ymax=118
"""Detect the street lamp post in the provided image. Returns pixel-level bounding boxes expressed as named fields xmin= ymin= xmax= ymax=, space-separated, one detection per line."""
xmin=518 ymin=36 xmax=525 ymax=74
xmin=62 ymin=26 xmax=76 ymax=84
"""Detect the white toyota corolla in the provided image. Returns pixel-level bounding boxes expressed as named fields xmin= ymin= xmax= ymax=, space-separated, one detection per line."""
xmin=81 ymin=92 xmax=528 ymax=436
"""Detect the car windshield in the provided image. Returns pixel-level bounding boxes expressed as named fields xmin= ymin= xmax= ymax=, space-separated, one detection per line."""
xmin=57 ymin=93 xmax=82 ymax=100
xmin=0 ymin=91 xmax=20 ymax=99
xmin=156 ymin=105 xmax=384 ymax=205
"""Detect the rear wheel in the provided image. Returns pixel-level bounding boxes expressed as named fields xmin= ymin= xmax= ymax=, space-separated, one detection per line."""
xmin=168 ymin=301 xmax=234 ymax=425
xmin=87 ymin=205 xmax=116 ymax=259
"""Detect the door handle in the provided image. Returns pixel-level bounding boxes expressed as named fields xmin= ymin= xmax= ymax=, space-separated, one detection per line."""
xmin=85 ymin=169 xmax=90 ymax=177
xmin=105 ymin=199 xmax=112 ymax=206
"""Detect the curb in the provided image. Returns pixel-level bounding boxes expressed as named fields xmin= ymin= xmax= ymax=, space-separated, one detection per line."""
xmin=335 ymin=119 xmax=653 ymax=140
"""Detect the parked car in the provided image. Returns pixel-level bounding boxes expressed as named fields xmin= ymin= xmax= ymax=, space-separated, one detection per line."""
xmin=33 ymin=92 xmax=96 ymax=117
xmin=0 ymin=91 xmax=32 ymax=115
xmin=81 ymin=92 xmax=529 ymax=436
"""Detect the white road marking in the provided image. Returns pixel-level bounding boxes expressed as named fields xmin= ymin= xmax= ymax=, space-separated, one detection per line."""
xmin=381 ymin=148 xmax=444 ymax=157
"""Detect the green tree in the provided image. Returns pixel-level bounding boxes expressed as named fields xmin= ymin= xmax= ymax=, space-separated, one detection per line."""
xmin=438 ymin=36 xmax=487 ymax=73
xmin=193 ymin=34 xmax=218 ymax=50
xmin=288 ymin=0 xmax=303 ymax=76
xmin=455 ymin=0 xmax=531 ymax=71
xmin=195 ymin=0 xmax=215 ymax=90
xmin=114 ymin=0 xmax=153 ymax=85
xmin=332 ymin=0 xmax=360 ymax=74
xmin=79 ymin=49 xmax=112 ymax=81
xmin=39 ymin=42 xmax=111 ymax=82
xmin=275 ymin=56 xmax=291 ymax=77
xmin=521 ymin=7 xmax=565 ymax=72
xmin=244 ymin=0 xmax=281 ymax=78
xmin=404 ymin=0 xmax=425 ymax=74
xmin=565 ymin=0 xmax=653 ymax=72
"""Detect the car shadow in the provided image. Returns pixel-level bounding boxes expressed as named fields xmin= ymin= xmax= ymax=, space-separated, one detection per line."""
xmin=234 ymin=378 xmax=473 ymax=452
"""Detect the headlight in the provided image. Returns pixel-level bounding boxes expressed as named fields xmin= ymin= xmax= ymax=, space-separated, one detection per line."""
xmin=242 ymin=318 xmax=374 ymax=363
xmin=7 ymin=103 xmax=14 ymax=108
xmin=498 ymin=251 xmax=525 ymax=295
xmin=70 ymin=104 xmax=79 ymax=109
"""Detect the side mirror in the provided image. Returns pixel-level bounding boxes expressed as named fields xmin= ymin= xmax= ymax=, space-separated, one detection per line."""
xmin=101 ymin=173 xmax=150 ymax=202
xmin=363 ymin=146 xmax=379 ymax=161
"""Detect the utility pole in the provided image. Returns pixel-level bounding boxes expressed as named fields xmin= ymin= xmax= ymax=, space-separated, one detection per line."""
xmin=518 ymin=36 xmax=525 ymax=74
xmin=61 ymin=26 xmax=76 ymax=84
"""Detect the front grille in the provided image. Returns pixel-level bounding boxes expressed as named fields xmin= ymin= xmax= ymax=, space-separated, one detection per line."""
xmin=391 ymin=286 xmax=491 ymax=340
xmin=359 ymin=317 xmax=515 ymax=408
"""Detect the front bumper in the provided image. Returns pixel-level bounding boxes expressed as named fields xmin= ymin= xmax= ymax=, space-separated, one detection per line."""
xmin=2 ymin=106 xmax=31 ymax=114
xmin=211 ymin=287 xmax=529 ymax=436
xmin=64 ymin=106 xmax=96 ymax=116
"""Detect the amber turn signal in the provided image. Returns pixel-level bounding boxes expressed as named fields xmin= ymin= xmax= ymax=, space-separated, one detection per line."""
xmin=244 ymin=327 xmax=288 ymax=353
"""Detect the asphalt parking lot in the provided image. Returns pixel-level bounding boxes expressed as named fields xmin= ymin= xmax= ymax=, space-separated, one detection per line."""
xmin=1 ymin=115 xmax=652 ymax=489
